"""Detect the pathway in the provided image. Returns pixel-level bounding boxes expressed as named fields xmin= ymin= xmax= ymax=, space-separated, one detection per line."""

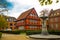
xmin=1 ymin=33 xmax=30 ymax=40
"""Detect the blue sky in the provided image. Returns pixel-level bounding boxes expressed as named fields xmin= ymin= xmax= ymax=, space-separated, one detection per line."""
xmin=4 ymin=0 xmax=60 ymax=18
xmin=0 ymin=0 xmax=13 ymax=9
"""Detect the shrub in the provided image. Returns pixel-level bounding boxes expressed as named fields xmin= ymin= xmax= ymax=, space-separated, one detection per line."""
xmin=48 ymin=30 xmax=60 ymax=35
xmin=26 ymin=30 xmax=41 ymax=35
xmin=0 ymin=32 xmax=2 ymax=38
xmin=0 ymin=30 xmax=20 ymax=34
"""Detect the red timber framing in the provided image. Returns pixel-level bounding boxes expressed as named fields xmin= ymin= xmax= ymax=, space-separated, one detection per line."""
xmin=16 ymin=8 xmax=42 ymax=30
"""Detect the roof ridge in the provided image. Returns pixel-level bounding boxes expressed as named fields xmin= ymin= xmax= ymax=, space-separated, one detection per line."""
xmin=17 ymin=8 xmax=35 ymax=20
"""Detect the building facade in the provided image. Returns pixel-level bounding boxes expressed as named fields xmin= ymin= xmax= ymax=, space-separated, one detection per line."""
xmin=0 ymin=15 xmax=17 ymax=30
xmin=48 ymin=9 xmax=60 ymax=30
xmin=7 ymin=17 xmax=16 ymax=30
xmin=16 ymin=8 xmax=42 ymax=30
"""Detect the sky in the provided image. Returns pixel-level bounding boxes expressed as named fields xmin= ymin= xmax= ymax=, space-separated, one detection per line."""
xmin=4 ymin=0 xmax=60 ymax=18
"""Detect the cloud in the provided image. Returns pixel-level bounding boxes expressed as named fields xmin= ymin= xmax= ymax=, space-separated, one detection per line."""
xmin=7 ymin=0 xmax=41 ymax=18
xmin=7 ymin=0 xmax=60 ymax=18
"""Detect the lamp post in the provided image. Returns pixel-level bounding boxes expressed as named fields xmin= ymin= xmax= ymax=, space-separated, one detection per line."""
xmin=40 ymin=11 xmax=48 ymax=35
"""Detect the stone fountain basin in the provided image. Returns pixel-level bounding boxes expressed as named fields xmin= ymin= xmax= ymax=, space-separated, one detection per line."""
xmin=29 ymin=34 xmax=60 ymax=40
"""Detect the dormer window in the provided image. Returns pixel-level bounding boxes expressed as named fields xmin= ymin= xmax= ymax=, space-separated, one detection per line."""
xmin=57 ymin=13 xmax=59 ymax=15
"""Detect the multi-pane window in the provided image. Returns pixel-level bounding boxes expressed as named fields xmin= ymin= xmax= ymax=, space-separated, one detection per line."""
xmin=10 ymin=23 xmax=12 ymax=26
xmin=55 ymin=18 xmax=58 ymax=22
xmin=8 ymin=18 xmax=12 ymax=22
xmin=19 ymin=26 xmax=24 ymax=30
xmin=57 ymin=13 xmax=60 ymax=15
xmin=51 ymin=24 xmax=54 ymax=28
xmin=50 ymin=18 xmax=53 ymax=22
xmin=55 ymin=24 xmax=58 ymax=29
xmin=30 ymin=20 xmax=37 ymax=23
xmin=29 ymin=26 xmax=37 ymax=28
xmin=30 ymin=14 xmax=37 ymax=17
xmin=30 ymin=14 xmax=34 ymax=16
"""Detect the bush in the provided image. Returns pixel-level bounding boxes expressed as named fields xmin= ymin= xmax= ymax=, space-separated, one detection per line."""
xmin=48 ymin=30 xmax=60 ymax=35
xmin=26 ymin=30 xmax=41 ymax=35
xmin=0 ymin=30 xmax=20 ymax=34
xmin=0 ymin=32 xmax=2 ymax=38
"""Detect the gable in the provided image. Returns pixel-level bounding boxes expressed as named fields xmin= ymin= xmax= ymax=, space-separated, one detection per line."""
xmin=27 ymin=8 xmax=38 ymax=18
xmin=17 ymin=8 xmax=38 ymax=20
xmin=17 ymin=8 xmax=32 ymax=20
xmin=49 ymin=9 xmax=60 ymax=17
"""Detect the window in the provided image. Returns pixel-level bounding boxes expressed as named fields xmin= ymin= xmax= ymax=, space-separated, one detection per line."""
xmin=10 ymin=27 xmax=12 ymax=29
xmin=19 ymin=26 xmax=24 ymax=30
xmin=30 ymin=20 xmax=36 ymax=22
xmin=51 ymin=24 xmax=53 ymax=28
xmin=10 ymin=23 xmax=12 ymax=26
xmin=57 ymin=13 xmax=60 ymax=15
xmin=55 ymin=18 xmax=58 ymax=22
xmin=9 ymin=18 xmax=12 ymax=22
xmin=7 ymin=19 xmax=8 ymax=21
xmin=30 ymin=14 xmax=35 ymax=16
xmin=55 ymin=24 xmax=58 ymax=29
xmin=29 ymin=26 xmax=37 ymax=28
xmin=30 ymin=14 xmax=33 ymax=16
xmin=14 ymin=19 xmax=16 ymax=21
xmin=50 ymin=19 xmax=53 ymax=22
xmin=30 ymin=20 xmax=37 ymax=23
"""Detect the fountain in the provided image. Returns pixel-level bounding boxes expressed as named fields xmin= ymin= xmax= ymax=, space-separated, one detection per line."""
xmin=40 ymin=14 xmax=48 ymax=35
xmin=29 ymin=10 xmax=60 ymax=40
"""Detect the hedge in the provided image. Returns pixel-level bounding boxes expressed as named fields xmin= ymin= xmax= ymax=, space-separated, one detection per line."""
xmin=0 ymin=30 xmax=60 ymax=35
xmin=26 ymin=30 xmax=41 ymax=35
xmin=0 ymin=30 xmax=41 ymax=35
xmin=48 ymin=30 xmax=60 ymax=35
xmin=0 ymin=30 xmax=21 ymax=34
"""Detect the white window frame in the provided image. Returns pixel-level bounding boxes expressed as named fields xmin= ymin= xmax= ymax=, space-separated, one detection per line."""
xmin=55 ymin=24 xmax=58 ymax=29
xmin=19 ymin=26 xmax=24 ymax=30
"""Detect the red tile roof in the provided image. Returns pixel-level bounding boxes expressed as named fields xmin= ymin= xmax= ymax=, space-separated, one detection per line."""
xmin=17 ymin=8 xmax=35 ymax=20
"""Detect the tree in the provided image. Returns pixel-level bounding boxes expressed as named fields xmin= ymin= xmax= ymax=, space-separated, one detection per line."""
xmin=39 ymin=0 xmax=59 ymax=6
xmin=0 ymin=15 xmax=8 ymax=30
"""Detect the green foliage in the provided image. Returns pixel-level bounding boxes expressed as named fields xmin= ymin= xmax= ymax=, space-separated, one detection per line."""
xmin=0 ymin=30 xmax=41 ymax=35
xmin=0 ymin=30 xmax=20 ymax=34
xmin=0 ymin=32 xmax=2 ymax=38
xmin=0 ymin=16 xmax=8 ymax=28
xmin=39 ymin=0 xmax=59 ymax=6
xmin=26 ymin=30 xmax=41 ymax=35
xmin=48 ymin=30 xmax=60 ymax=35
